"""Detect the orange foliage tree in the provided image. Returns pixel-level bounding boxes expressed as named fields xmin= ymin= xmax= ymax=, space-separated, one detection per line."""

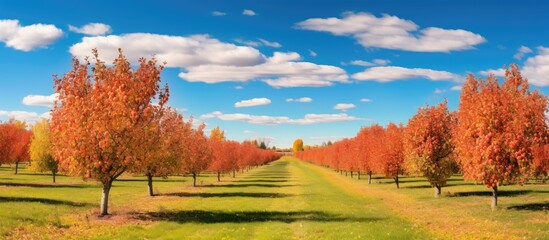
xmin=51 ymin=49 xmax=168 ymax=216
xmin=404 ymin=100 xmax=456 ymax=197
xmin=0 ymin=120 xmax=32 ymax=174
xmin=455 ymin=66 xmax=548 ymax=208
xmin=378 ymin=123 xmax=405 ymax=189
xmin=179 ymin=121 xmax=212 ymax=187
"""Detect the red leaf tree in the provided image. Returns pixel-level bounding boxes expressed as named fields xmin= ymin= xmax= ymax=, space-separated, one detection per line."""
xmin=404 ymin=100 xmax=456 ymax=197
xmin=51 ymin=49 xmax=168 ymax=216
xmin=0 ymin=120 xmax=32 ymax=174
xmin=378 ymin=123 xmax=405 ymax=189
xmin=179 ymin=120 xmax=212 ymax=187
xmin=456 ymin=65 xmax=548 ymax=208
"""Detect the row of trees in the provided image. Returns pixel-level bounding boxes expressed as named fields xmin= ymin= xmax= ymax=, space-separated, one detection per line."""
xmin=296 ymin=65 xmax=548 ymax=209
xmin=0 ymin=49 xmax=281 ymax=216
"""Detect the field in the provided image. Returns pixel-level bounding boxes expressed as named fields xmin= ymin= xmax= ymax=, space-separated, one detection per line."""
xmin=0 ymin=157 xmax=547 ymax=239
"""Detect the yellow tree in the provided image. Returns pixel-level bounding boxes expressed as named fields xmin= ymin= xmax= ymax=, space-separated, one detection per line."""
xmin=210 ymin=126 xmax=225 ymax=140
xmin=293 ymin=139 xmax=304 ymax=152
xmin=29 ymin=119 xmax=58 ymax=183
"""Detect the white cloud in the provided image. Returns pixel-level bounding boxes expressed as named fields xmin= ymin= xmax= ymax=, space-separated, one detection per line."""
xmin=286 ymin=97 xmax=313 ymax=103
xmin=22 ymin=93 xmax=58 ymax=108
xmin=478 ymin=68 xmax=506 ymax=77
xmin=359 ymin=98 xmax=372 ymax=102
xmin=70 ymin=33 xmax=265 ymax=68
xmin=243 ymin=130 xmax=255 ymax=134
xmin=212 ymin=11 xmax=227 ymax=16
xmin=350 ymin=60 xmax=375 ymax=67
xmin=521 ymin=47 xmax=549 ymax=86
xmin=179 ymin=51 xmax=349 ymax=87
xmin=308 ymin=49 xmax=317 ymax=57
xmin=373 ymin=59 xmax=391 ymax=65
xmin=334 ymin=103 xmax=356 ymax=111
xmin=234 ymin=98 xmax=272 ymax=108
xmin=513 ymin=46 xmax=532 ymax=60
xmin=434 ymin=88 xmax=445 ymax=94
xmin=68 ymin=23 xmax=111 ymax=36
xmin=0 ymin=19 xmax=63 ymax=51
xmin=200 ymin=111 xmax=222 ymax=119
xmin=0 ymin=110 xmax=50 ymax=123
xmin=450 ymin=85 xmax=462 ymax=91
xmin=202 ymin=111 xmax=363 ymax=125
xmin=352 ymin=66 xmax=461 ymax=82
xmin=235 ymin=86 xmax=244 ymax=90
xmin=350 ymin=58 xmax=391 ymax=67
xmin=243 ymin=9 xmax=256 ymax=16
xmin=259 ymin=38 xmax=281 ymax=48
xmin=236 ymin=38 xmax=281 ymax=48
xmin=296 ymin=12 xmax=485 ymax=52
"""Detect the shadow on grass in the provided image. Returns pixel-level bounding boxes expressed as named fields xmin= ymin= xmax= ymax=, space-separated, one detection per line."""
xmin=131 ymin=210 xmax=383 ymax=224
xmin=0 ymin=182 xmax=95 ymax=189
xmin=401 ymin=185 xmax=432 ymax=189
xmin=161 ymin=192 xmax=293 ymax=198
xmin=115 ymin=178 xmax=187 ymax=183
xmin=449 ymin=190 xmax=549 ymax=197
xmin=204 ymin=184 xmax=298 ymax=188
xmin=0 ymin=196 xmax=94 ymax=207
xmin=235 ymin=179 xmax=289 ymax=183
xmin=507 ymin=202 xmax=549 ymax=211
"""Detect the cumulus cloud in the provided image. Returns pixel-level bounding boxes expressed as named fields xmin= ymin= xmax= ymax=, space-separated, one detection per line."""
xmin=296 ymin=12 xmax=485 ymax=52
xmin=201 ymin=111 xmax=363 ymax=125
xmin=478 ymin=68 xmax=506 ymax=77
xmin=68 ymin=23 xmax=111 ymax=36
xmin=70 ymin=33 xmax=265 ymax=67
xmin=243 ymin=9 xmax=256 ymax=16
xmin=352 ymin=66 xmax=461 ymax=82
xmin=22 ymin=93 xmax=58 ymax=108
xmin=513 ymin=46 xmax=532 ymax=60
xmin=286 ymin=97 xmax=313 ymax=103
xmin=179 ymin=51 xmax=349 ymax=87
xmin=521 ymin=47 xmax=549 ymax=86
xmin=234 ymin=98 xmax=272 ymax=107
xmin=450 ymin=85 xmax=462 ymax=91
xmin=359 ymin=98 xmax=372 ymax=102
xmin=0 ymin=19 xmax=63 ymax=51
xmin=212 ymin=11 xmax=227 ymax=16
xmin=334 ymin=103 xmax=356 ymax=111
xmin=0 ymin=110 xmax=50 ymax=123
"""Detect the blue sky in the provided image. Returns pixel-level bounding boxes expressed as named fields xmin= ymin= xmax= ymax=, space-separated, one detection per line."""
xmin=1 ymin=0 xmax=548 ymax=148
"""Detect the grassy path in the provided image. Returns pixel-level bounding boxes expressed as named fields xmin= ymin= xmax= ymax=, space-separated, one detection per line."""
xmin=96 ymin=158 xmax=432 ymax=239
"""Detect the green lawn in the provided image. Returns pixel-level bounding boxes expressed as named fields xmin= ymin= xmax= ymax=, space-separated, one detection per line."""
xmin=0 ymin=158 xmax=547 ymax=239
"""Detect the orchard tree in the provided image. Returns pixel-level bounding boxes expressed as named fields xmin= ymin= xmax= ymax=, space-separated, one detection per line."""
xmin=456 ymin=66 xmax=548 ymax=208
xmin=29 ymin=119 xmax=58 ymax=183
xmin=210 ymin=126 xmax=225 ymax=140
xmin=51 ymin=49 xmax=169 ymax=216
xmin=293 ymin=139 xmax=304 ymax=152
xmin=0 ymin=120 xmax=32 ymax=174
xmin=404 ymin=100 xmax=456 ymax=197
xmin=380 ymin=123 xmax=405 ymax=189
xmin=180 ymin=120 xmax=212 ymax=187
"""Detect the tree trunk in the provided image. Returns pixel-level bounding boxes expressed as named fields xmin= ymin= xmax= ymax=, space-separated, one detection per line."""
xmin=217 ymin=172 xmax=221 ymax=182
xmin=394 ymin=175 xmax=399 ymax=189
xmin=345 ymin=171 xmax=348 ymax=176
xmin=147 ymin=173 xmax=154 ymax=197
xmin=368 ymin=171 xmax=372 ymax=184
xmin=232 ymin=169 xmax=236 ymax=178
xmin=100 ymin=181 xmax=112 ymax=216
xmin=52 ymin=170 xmax=56 ymax=183
xmin=491 ymin=186 xmax=498 ymax=210
xmin=192 ymin=173 xmax=197 ymax=187
xmin=358 ymin=171 xmax=361 ymax=180
xmin=350 ymin=171 xmax=353 ymax=178
xmin=15 ymin=161 xmax=18 ymax=175
xmin=434 ymin=184 xmax=441 ymax=198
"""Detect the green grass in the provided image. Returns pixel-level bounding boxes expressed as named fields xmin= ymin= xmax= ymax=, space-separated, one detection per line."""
xmin=0 ymin=158 xmax=547 ymax=239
